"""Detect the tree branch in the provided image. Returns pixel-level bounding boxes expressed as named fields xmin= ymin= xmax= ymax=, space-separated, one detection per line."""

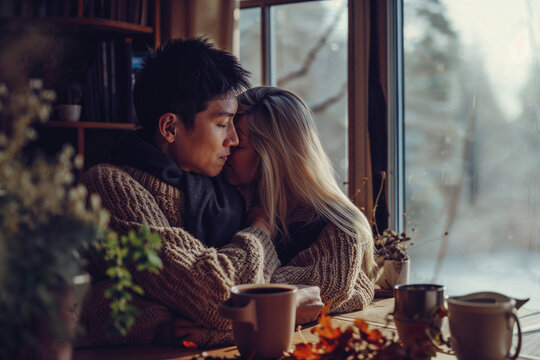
xmin=277 ymin=3 xmax=346 ymax=87
xmin=310 ymin=82 xmax=347 ymax=113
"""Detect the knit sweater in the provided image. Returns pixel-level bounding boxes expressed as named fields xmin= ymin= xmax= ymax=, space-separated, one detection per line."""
xmin=271 ymin=223 xmax=374 ymax=314
xmin=81 ymin=163 xmax=281 ymax=347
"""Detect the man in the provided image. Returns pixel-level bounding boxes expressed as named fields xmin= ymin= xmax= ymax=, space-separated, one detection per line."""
xmin=81 ymin=37 xmax=279 ymax=347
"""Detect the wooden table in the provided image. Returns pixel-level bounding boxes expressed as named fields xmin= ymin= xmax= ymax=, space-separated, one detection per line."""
xmin=74 ymin=297 xmax=540 ymax=360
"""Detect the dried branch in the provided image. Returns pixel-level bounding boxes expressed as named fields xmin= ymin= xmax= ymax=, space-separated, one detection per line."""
xmin=309 ymin=82 xmax=347 ymax=113
xmin=372 ymin=171 xmax=387 ymax=235
xmin=277 ymin=3 xmax=346 ymax=87
xmin=432 ymin=99 xmax=476 ymax=281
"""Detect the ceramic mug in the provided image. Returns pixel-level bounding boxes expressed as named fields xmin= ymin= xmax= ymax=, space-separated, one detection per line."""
xmin=219 ymin=284 xmax=298 ymax=359
xmin=393 ymin=284 xmax=446 ymax=354
xmin=447 ymin=292 xmax=524 ymax=360
xmin=58 ymin=104 xmax=82 ymax=122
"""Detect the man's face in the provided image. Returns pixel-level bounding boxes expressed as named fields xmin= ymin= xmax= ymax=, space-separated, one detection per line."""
xmin=170 ymin=97 xmax=239 ymax=177
xmin=224 ymin=115 xmax=259 ymax=186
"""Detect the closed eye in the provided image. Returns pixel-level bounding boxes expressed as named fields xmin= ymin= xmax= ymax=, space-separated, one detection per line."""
xmin=217 ymin=116 xmax=233 ymax=128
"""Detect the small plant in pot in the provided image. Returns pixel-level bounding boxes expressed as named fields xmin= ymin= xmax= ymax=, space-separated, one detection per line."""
xmin=374 ymin=229 xmax=412 ymax=290
xmin=369 ymin=172 xmax=412 ymax=290
xmin=0 ymin=81 xmax=162 ymax=359
xmin=57 ymin=84 xmax=83 ymax=122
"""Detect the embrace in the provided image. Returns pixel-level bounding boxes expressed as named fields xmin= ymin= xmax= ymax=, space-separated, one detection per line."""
xmin=81 ymin=36 xmax=377 ymax=347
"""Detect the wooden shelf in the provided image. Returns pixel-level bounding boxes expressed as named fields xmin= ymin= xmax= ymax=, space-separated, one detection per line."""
xmin=0 ymin=17 xmax=153 ymax=34
xmin=42 ymin=121 xmax=139 ymax=130
xmin=2 ymin=0 xmax=160 ymax=173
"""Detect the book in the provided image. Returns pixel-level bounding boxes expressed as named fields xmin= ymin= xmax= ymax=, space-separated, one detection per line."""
xmin=100 ymin=41 xmax=110 ymax=122
xmin=140 ymin=0 xmax=148 ymax=25
xmin=117 ymin=37 xmax=135 ymax=123
xmin=107 ymin=40 xmax=118 ymax=123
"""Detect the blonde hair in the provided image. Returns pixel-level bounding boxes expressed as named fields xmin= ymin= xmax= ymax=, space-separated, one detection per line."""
xmin=236 ymin=86 xmax=377 ymax=279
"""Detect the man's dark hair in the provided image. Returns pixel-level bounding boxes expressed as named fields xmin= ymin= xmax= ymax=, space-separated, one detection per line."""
xmin=133 ymin=36 xmax=251 ymax=137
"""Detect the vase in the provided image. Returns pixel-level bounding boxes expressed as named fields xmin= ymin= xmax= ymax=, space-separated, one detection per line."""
xmin=17 ymin=274 xmax=91 ymax=360
xmin=375 ymin=259 xmax=410 ymax=290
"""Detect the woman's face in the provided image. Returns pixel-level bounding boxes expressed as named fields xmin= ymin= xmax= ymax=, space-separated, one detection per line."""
xmin=224 ymin=115 xmax=259 ymax=186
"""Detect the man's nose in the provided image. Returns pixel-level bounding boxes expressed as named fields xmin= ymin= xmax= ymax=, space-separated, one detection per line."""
xmin=225 ymin=122 xmax=239 ymax=147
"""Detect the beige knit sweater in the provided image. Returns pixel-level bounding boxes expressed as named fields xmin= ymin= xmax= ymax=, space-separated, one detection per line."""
xmin=271 ymin=223 xmax=374 ymax=315
xmin=81 ymin=163 xmax=280 ymax=347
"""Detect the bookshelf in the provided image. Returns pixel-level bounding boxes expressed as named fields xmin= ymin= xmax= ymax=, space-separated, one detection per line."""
xmin=4 ymin=16 xmax=155 ymax=34
xmin=0 ymin=0 xmax=160 ymax=174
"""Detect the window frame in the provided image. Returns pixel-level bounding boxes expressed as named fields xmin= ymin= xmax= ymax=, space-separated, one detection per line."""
xmin=239 ymin=0 xmax=387 ymax=223
xmin=387 ymin=0 xmax=405 ymax=232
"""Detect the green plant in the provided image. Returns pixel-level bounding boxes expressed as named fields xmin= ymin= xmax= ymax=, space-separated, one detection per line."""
xmin=0 ymin=81 xmax=163 ymax=358
xmin=0 ymin=82 xmax=108 ymax=358
xmin=92 ymin=225 xmax=162 ymax=336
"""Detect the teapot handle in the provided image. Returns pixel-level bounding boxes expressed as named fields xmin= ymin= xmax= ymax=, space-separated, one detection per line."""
xmin=507 ymin=309 xmax=522 ymax=360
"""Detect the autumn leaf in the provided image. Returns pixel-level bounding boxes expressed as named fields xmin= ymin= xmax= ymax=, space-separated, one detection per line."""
xmin=311 ymin=305 xmax=342 ymax=342
xmin=182 ymin=340 xmax=198 ymax=349
xmin=354 ymin=318 xmax=370 ymax=333
xmin=437 ymin=305 xmax=448 ymax=318
xmin=366 ymin=328 xmax=384 ymax=345
xmin=282 ymin=305 xmax=428 ymax=360
xmin=291 ymin=343 xmax=319 ymax=360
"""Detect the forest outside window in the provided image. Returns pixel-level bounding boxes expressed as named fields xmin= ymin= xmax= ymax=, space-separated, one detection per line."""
xmin=402 ymin=0 xmax=540 ymax=309
xmin=240 ymin=0 xmax=540 ymax=310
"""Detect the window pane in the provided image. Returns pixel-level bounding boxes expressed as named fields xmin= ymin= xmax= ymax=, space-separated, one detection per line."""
xmin=271 ymin=0 xmax=348 ymax=191
xmin=404 ymin=0 xmax=540 ymax=308
xmin=239 ymin=7 xmax=262 ymax=86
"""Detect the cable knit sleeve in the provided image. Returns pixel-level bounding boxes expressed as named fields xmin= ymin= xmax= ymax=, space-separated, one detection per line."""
xmin=82 ymin=164 xmax=280 ymax=333
xmin=270 ymin=224 xmax=374 ymax=313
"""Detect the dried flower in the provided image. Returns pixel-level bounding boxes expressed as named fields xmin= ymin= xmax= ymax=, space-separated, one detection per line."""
xmin=374 ymin=229 xmax=412 ymax=262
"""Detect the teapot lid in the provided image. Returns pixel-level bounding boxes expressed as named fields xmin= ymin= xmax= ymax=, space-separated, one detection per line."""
xmin=448 ymin=291 xmax=516 ymax=313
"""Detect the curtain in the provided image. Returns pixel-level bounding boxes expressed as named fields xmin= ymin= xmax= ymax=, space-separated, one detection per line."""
xmin=368 ymin=0 xmax=389 ymax=232
xmin=349 ymin=0 xmax=388 ymax=232
xmin=348 ymin=0 xmax=374 ymax=224
xmin=160 ymin=0 xmax=238 ymax=54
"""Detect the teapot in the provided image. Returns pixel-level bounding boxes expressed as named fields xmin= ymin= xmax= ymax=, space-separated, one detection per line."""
xmin=446 ymin=291 xmax=529 ymax=360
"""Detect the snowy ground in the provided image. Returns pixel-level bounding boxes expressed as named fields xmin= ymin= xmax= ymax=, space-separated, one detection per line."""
xmin=409 ymin=246 xmax=540 ymax=309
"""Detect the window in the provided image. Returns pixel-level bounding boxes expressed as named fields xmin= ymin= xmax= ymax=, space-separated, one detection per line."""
xmin=239 ymin=0 xmax=349 ymax=191
xmin=240 ymin=0 xmax=540 ymax=313
xmin=402 ymin=0 xmax=540 ymax=309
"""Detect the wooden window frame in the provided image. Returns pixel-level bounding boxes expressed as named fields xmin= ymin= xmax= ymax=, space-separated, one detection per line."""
xmin=239 ymin=0 xmax=389 ymax=222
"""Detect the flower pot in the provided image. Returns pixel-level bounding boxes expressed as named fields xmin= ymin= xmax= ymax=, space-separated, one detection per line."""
xmin=376 ymin=259 xmax=410 ymax=290
xmin=17 ymin=274 xmax=91 ymax=360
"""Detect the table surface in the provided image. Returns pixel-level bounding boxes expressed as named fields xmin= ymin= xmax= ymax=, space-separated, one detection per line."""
xmin=73 ymin=297 xmax=540 ymax=360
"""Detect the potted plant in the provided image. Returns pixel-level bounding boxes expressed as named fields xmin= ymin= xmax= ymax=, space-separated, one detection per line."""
xmin=374 ymin=228 xmax=412 ymax=290
xmin=0 ymin=81 xmax=162 ymax=360
xmin=369 ymin=171 xmax=412 ymax=290
xmin=57 ymin=84 xmax=83 ymax=122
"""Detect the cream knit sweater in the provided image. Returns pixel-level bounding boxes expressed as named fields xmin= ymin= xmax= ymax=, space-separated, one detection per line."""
xmin=81 ymin=163 xmax=280 ymax=347
xmin=271 ymin=223 xmax=374 ymax=315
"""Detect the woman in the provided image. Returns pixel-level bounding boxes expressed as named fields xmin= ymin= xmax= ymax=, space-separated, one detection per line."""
xmin=224 ymin=86 xmax=377 ymax=313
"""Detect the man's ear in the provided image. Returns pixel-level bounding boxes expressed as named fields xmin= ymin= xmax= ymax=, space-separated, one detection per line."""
xmin=157 ymin=112 xmax=179 ymax=143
